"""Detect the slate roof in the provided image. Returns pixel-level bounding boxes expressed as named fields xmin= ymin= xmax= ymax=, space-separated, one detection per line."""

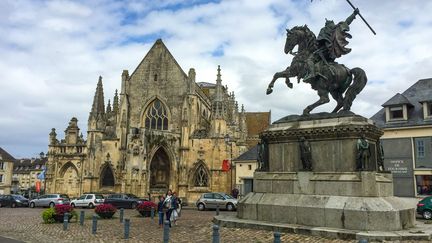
xmin=0 ymin=147 xmax=16 ymax=162
xmin=13 ymin=157 xmax=47 ymax=174
xmin=370 ymin=78 xmax=432 ymax=129
xmin=234 ymin=145 xmax=258 ymax=161
xmin=382 ymin=93 xmax=413 ymax=107
xmin=197 ymin=82 xmax=216 ymax=88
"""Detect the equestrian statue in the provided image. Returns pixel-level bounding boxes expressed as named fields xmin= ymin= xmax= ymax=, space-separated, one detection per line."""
xmin=266 ymin=4 xmax=375 ymax=115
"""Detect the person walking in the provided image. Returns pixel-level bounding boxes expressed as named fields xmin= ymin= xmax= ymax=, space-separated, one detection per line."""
xmin=163 ymin=189 xmax=173 ymax=227
xmin=157 ymin=195 xmax=165 ymax=228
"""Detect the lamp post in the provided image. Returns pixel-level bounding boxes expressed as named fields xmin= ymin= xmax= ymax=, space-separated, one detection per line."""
xmin=224 ymin=134 xmax=233 ymax=193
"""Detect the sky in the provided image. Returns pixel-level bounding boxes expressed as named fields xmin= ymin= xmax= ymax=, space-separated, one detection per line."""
xmin=1 ymin=0 xmax=432 ymax=158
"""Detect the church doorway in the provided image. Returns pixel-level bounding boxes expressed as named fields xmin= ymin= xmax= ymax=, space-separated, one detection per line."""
xmin=100 ymin=164 xmax=115 ymax=187
xmin=149 ymin=148 xmax=171 ymax=192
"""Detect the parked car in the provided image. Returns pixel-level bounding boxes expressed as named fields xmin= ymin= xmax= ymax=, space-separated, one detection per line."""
xmin=70 ymin=194 xmax=104 ymax=208
xmin=0 ymin=194 xmax=29 ymax=208
xmin=196 ymin=192 xmax=238 ymax=211
xmin=29 ymin=194 xmax=70 ymax=208
xmin=417 ymin=196 xmax=432 ymax=219
xmin=103 ymin=193 xmax=147 ymax=209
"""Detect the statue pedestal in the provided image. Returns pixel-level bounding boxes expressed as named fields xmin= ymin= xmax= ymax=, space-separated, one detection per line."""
xmin=237 ymin=114 xmax=415 ymax=231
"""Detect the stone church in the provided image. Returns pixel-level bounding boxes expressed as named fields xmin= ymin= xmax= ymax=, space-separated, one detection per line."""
xmin=46 ymin=39 xmax=256 ymax=202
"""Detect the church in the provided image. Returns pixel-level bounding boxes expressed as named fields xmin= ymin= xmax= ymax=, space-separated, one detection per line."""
xmin=45 ymin=39 xmax=266 ymax=202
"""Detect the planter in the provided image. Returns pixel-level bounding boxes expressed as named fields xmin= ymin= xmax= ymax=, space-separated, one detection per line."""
xmin=96 ymin=211 xmax=116 ymax=219
xmin=54 ymin=214 xmax=73 ymax=223
xmin=138 ymin=210 xmax=152 ymax=217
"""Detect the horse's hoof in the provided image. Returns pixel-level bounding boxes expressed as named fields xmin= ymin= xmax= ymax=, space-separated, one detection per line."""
xmin=266 ymin=88 xmax=273 ymax=95
xmin=287 ymin=82 xmax=293 ymax=89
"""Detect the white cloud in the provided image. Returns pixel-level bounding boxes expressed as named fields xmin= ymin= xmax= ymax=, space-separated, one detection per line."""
xmin=1 ymin=0 xmax=431 ymax=157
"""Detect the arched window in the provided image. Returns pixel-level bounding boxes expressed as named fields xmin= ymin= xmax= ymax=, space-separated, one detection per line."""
xmin=144 ymin=99 xmax=168 ymax=130
xmin=100 ymin=165 xmax=114 ymax=187
xmin=193 ymin=163 xmax=209 ymax=187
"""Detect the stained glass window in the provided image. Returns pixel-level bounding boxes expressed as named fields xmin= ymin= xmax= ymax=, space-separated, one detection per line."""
xmin=145 ymin=99 xmax=168 ymax=130
xmin=194 ymin=164 xmax=209 ymax=187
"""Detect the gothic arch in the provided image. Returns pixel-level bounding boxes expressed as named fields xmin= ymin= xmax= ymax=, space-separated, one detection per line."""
xmin=140 ymin=96 xmax=171 ymax=130
xmin=100 ymin=163 xmax=115 ymax=187
xmin=148 ymin=147 xmax=171 ymax=190
xmin=190 ymin=161 xmax=210 ymax=187
xmin=59 ymin=161 xmax=79 ymax=178
xmin=56 ymin=161 xmax=80 ymax=197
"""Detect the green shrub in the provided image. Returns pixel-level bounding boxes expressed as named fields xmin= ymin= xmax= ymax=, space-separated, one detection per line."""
xmin=42 ymin=208 xmax=56 ymax=224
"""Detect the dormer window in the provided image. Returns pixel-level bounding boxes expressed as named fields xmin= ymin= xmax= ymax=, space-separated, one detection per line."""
xmin=390 ymin=106 xmax=403 ymax=120
xmin=421 ymin=101 xmax=432 ymax=119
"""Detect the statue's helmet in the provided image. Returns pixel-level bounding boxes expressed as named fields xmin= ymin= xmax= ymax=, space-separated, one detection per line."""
xmin=325 ymin=19 xmax=335 ymax=27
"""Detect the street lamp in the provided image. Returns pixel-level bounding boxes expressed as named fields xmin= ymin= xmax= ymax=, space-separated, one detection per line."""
xmin=224 ymin=134 xmax=233 ymax=194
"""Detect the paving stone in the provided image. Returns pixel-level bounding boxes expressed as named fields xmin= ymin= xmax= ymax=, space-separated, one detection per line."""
xmin=0 ymin=207 xmax=429 ymax=243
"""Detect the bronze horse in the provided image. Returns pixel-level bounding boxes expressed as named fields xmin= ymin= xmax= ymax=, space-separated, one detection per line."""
xmin=266 ymin=26 xmax=367 ymax=115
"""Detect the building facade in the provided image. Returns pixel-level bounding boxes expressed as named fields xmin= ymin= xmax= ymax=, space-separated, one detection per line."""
xmin=371 ymin=78 xmax=432 ymax=197
xmin=0 ymin=147 xmax=16 ymax=194
xmin=12 ymin=156 xmax=47 ymax=196
xmin=233 ymin=145 xmax=259 ymax=197
xmin=46 ymin=39 xmax=252 ymax=202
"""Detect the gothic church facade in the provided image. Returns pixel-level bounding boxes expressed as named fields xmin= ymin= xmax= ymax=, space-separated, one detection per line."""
xmin=46 ymin=39 xmax=249 ymax=202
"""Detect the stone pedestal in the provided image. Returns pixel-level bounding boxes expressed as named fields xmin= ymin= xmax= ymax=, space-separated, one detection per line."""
xmin=237 ymin=114 xmax=415 ymax=231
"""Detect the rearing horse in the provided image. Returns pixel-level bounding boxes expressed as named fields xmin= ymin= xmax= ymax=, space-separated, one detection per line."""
xmin=266 ymin=25 xmax=367 ymax=115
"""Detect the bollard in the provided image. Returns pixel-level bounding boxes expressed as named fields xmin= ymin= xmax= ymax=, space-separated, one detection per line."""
xmin=216 ymin=204 xmax=220 ymax=216
xmin=92 ymin=215 xmax=98 ymax=234
xmin=119 ymin=208 xmax=124 ymax=223
xmin=80 ymin=210 xmax=85 ymax=226
xmin=273 ymin=232 xmax=281 ymax=243
xmin=151 ymin=207 xmax=155 ymax=220
xmin=63 ymin=213 xmax=69 ymax=231
xmin=163 ymin=220 xmax=170 ymax=243
xmin=358 ymin=239 xmax=368 ymax=243
xmin=124 ymin=218 xmax=130 ymax=239
xmin=212 ymin=224 xmax=220 ymax=243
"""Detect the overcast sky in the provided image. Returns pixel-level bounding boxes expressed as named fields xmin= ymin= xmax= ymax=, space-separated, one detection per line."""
xmin=1 ymin=0 xmax=431 ymax=158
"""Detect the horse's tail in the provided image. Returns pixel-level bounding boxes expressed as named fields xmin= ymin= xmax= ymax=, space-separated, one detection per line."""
xmin=343 ymin=67 xmax=367 ymax=111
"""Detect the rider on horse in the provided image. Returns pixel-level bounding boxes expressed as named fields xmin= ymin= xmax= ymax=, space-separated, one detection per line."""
xmin=303 ymin=8 xmax=360 ymax=83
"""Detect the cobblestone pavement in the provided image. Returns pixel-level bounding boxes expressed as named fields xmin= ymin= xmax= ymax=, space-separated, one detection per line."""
xmin=0 ymin=207 xmax=427 ymax=243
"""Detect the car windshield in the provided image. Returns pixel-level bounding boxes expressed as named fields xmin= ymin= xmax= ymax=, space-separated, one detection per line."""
xmin=60 ymin=194 xmax=70 ymax=199
xmin=223 ymin=194 xmax=234 ymax=199
xmin=126 ymin=194 xmax=138 ymax=198
xmin=12 ymin=195 xmax=27 ymax=200
xmin=95 ymin=195 xmax=104 ymax=199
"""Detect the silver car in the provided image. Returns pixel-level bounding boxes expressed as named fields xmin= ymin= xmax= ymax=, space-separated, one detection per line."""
xmin=29 ymin=194 xmax=70 ymax=208
xmin=196 ymin=192 xmax=238 ymax=211
xmin=70 ymin=194 xmax=104 ymax=208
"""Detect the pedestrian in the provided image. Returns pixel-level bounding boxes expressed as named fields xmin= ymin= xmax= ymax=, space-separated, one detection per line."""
xmin=157 ymin=195 xmax=165 ymax=228
xmin=172 ymin=192 xmax=179 ymax=225
xmin=163 ymin=189 xmax=173 ymax=227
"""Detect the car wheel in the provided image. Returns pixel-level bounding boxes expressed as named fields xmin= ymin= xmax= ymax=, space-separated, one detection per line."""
xmin=88 ymin=203 xmax=94 ymax=209
xmin=197 ymin=203 xmax=205 ymax=211
xmin=0 ymin=202 xmax=2 ymax=207
xmin=71 ymin=203 xmax=76 ymax=208
xmin=30 ymin=202 xmax=35 ymax=208
xmin=226 ymin=203 xmax=235 ymax=211
xmin=131 ymin=202 xmax=137 ymax=209
xmin=423 ymin=210 xmax=432 ymax=220
xmin=49 ymin=202 xmax=55 ymax=208
xmin=11 ymin=203 xmax=17 ymax=208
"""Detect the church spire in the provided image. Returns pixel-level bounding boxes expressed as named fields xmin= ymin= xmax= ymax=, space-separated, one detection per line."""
xmin=91 ymin=76 xmax=105 ymax=116
xmin=113 ymin=89 xmax=119 ymax=114
xmin=106 ymin=99 xmax=112 ymax=113
xmin=212 ymin=65 xmax=226 ymax=119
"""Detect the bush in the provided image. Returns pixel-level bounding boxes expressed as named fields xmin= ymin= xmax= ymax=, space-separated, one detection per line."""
xmin=42 ymin=208 xmax=56 ymax=224
xmin=95 ymin=204 xmax=117 ymax=213
xmin=136 ymin=201 xmax=157 ymax=211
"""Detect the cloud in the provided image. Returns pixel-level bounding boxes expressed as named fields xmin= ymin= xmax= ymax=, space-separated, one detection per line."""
xmin=1 ymin=0 xmax=431 ymax=157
